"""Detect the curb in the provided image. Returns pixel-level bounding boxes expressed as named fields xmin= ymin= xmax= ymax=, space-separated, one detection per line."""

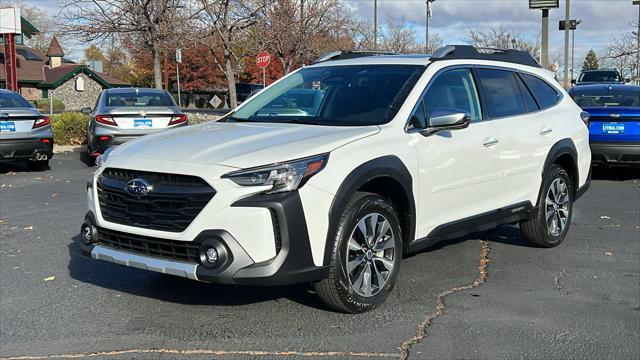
xmin=54 ymin=145 xmax=84 ymax=154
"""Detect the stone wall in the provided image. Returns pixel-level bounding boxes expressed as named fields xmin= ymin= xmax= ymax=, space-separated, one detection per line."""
xmin=20 ymin=86 xmax=42 ymax=101
xmin=49 ymin=73 xmax=103 ymax=111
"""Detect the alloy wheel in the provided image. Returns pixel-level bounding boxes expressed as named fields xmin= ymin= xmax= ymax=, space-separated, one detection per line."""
xmin=545 ymin=177 xmax=570 ymax=237
xmin=345 ymin=213 xmax=396 ymax=297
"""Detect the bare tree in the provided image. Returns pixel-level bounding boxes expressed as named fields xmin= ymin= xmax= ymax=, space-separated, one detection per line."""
xmin=194 ymin=0 xmax=264 ymax=108
xmin=350 ymin=16 xmax=431 ymax=54
xmin=259 ymin=0 xmax=351 ymax=74
xmin=59 ymin=0 xmax=188 ymax=89
xmin=603 ymin=32 xmax=637 ymax=81
xmin=468 ymin=26 xmax=540 ymax=59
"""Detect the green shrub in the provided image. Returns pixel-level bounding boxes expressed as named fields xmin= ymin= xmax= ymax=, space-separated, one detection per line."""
xmin=51 ymin=112 xmax=88 ymax=145
xmin=35 ymin=98 xmax=65 ymax=112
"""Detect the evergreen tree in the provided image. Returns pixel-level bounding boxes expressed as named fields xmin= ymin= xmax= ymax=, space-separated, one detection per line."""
xmin=582 ymin=50 xmax=599 ymax=71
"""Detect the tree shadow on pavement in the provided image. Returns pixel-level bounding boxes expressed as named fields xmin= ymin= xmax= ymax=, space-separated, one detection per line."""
xmin=66 ymin=236 xmax=326 ymax=310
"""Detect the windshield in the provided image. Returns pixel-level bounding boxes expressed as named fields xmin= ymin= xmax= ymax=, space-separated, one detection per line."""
xmin=105 ymin=90 xmax=175 ymax=107
xmin=579 ymin=71 xmax=621 ymax=83
xmin=0 ymin=91 xmax=34 ymax=108
xmin=571 ymin=88 xmax=640 ymax=108
xmin=232 ymin=65 xmax=425 ymax=126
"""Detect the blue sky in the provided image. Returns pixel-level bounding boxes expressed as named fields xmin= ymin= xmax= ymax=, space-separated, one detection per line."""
xmin=20 ymin=0 xmax=637 ymax=66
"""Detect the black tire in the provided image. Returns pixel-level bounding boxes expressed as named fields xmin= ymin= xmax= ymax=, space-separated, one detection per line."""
xmin=314 ymin=192 xmax=402 ymax=313
xmin=520 ymin=164 xmax=573 ymax=248
xmin=28 ymin=159 xmax=49 ymax=171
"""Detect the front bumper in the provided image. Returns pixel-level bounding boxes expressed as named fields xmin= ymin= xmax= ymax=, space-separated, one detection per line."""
xmin=590 ymin=142 xmax=640 ymax=165
xmin=0 ymin=137 xmax=53 ymax=162
xmin=79 ymin=191 xmax=329 ymax=286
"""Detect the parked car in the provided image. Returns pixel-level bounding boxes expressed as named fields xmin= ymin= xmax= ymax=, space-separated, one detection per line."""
xmin=235 ymin=83 xmax=264 ymax=103
xmin=0 ymin=89 xmax=53 ymax=170
xmin=575 ymin=69 xmax=623 ymax=85
xmin=80 ymin=46 xmax=591 ymax=313
xmin=569 ymin=83 xmax=640 ymax=166
xmin=81 ymin=88 xmax=188 ymax=165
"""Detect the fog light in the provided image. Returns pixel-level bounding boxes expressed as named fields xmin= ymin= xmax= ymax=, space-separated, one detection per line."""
xmin=80 ymin=223 xmax=95 ymax=245
xmin=205 ymin=247 xmax=218 ymax=264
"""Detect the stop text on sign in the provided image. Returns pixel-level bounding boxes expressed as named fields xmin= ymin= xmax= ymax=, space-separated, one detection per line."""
xmin=256 ymin=51 xmax=271 ymax=68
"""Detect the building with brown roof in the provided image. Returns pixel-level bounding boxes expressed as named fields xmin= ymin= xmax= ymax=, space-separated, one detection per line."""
xmin=1 ymin=35 xmax=129 ymax=110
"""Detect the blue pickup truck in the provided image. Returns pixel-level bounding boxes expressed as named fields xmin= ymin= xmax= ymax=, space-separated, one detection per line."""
xmin=569 ymin=84 xmax=640 ymax=166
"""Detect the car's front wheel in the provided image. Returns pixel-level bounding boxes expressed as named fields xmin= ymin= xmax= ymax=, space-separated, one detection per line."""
xmin=314 ymin=192 xmax=402 ymax=313
xmin=520 ymin=164 xmax=573 ymax=247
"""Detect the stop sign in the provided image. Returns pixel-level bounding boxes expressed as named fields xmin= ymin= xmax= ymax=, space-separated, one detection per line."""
xmin=256 ymin=51 xmax=271 ymax=68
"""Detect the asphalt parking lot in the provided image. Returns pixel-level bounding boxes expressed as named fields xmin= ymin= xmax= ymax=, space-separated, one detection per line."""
xmin=1 ymin=153 xmax=638 ymax=360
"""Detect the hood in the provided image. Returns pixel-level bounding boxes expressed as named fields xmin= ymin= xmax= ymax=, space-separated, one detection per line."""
xmin=111 ymin=121 xmax=380 ymax=168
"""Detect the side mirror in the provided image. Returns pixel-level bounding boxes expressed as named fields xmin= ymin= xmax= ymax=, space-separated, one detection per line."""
xmin=80 ymin=107 xmax=92 ymax=115
xmin=570 ymin=79 xmax=577 ymax=86
xmin=420 ymin=110 xmax=471 ymax=136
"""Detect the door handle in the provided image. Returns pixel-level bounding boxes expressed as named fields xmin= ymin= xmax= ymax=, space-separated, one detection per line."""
xmin=483 ymin=137 xmax=499 ymax=147
xmin=540 ymin=127 xmax=553 ymax=136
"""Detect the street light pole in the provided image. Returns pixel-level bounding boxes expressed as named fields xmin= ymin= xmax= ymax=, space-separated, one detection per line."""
xmin=373 ymin=0 xmax=377 ymax=50
xmin=571 ymin=20 xmax=581 ymax=83
xmin=425 ymin=0 xmax=435 ymax=53
xmin=634 ymin=1 xmax=640 ymax=84
xmin=563 ymin=0 xmax=571 ymax=88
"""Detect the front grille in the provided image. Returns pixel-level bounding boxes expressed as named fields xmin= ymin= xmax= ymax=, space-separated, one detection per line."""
xmin=97 ymin=168 xmax=215 ymax=232
xmin=96 ymin=227 xmax=200 ymax=263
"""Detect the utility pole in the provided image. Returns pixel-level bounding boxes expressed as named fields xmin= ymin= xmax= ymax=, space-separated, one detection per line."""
xmin=563 ymin=0 xmax=571 ymax=88
xmin=373 ymin=0 xmax=377 ymax=50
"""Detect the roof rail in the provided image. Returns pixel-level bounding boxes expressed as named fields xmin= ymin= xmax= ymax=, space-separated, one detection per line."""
xmin=430 ymin=45 xmax=541 ymax=68
xmin=313 ymin=50 xmax=397 ymax=64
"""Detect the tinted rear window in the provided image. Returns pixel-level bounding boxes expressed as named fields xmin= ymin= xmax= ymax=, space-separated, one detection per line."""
xmin=521 ymin=74 xmax=560 ymax=109
xmin=579 ymin=71 xmax=621 ymax=83
xmin=105 ymin=91 xmax=175 ymax=107
xmin=477 ymin=69 xmax=526 ymax=118
xmin=570 ymin=88 xmax=640 ymax=108
xmin=0 ymin=91 xmax=33 ymax=108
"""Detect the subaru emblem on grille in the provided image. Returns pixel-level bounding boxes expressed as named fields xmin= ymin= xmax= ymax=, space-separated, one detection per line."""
xmin=609 ymin=113 xmax=621 ymax=118
xmin=138 ymin=110 xmax=147 ymax=117
xmin=125 ymin=178 xmax=152 ymax=196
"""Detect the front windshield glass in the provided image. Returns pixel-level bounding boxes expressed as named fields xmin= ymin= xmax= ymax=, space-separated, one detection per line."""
xmin=0 ymin=91 xmax=34 ymax=108
xmin=571 ymin=89 xmax=640 ymax=107
xmin=232 ymin=65 xmax=425 ymax=126
xmin=579 ymin=71 xmax=621 ymax=83
xmin=105 ymin=90 xmax=175 ymax=107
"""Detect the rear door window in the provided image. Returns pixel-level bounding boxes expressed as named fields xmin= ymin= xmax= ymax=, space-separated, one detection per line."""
xmin=477 ymin=68 xmax=526 ymax=118
xmin=521 ymin=73 xmax=560 ymax=109
xmin=515 ymin=75 xmax=539 ymax=112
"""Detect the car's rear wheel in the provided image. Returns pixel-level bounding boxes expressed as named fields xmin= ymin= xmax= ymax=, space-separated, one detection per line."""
xmin=520 ymin=164 xmax=573 ymax=247
xmin=314 ymin=192 xmax=402 ymax=313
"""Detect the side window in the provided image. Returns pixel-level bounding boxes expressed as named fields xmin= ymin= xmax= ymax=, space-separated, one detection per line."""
xmin=521 ymin=73 xmax=561 ymax=109
xmin=515 ymin=75 xmax=539 ymax=112
xmin=423 ymin=69 xmax=482 ymax=123
xmin=477 ymin=68 xmax=526 ymax=118
xmin=408 ymin=100 xmax=427 ymax=129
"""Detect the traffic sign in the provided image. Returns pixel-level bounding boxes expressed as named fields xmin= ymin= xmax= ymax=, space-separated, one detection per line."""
xmin=256 ymin=51 xmax=271 ymax=68
xmin=209 ymin=95 xmax=222 ymax=108
xmin=176 ymin=48 xmax=182 ymax=63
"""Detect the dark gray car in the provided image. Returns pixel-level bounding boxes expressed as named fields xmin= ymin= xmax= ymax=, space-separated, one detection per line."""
xmin=0 ymin=89 xmax=53 ymax=170
xmin=82 ymin=88 xmax=187 ymax=165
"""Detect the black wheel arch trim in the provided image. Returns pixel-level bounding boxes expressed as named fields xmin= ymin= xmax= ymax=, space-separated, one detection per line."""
xmin=323 ymin=155 xmax=416 ymax=266
xmin=539 ymin=138 xmax=581 ymax=204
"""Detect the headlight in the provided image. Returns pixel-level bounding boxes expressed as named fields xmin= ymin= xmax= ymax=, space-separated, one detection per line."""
xmin=222 ymin=154 xmax=328 ymax=194
xmin=95 ymin=147 xmax=114 ymax=167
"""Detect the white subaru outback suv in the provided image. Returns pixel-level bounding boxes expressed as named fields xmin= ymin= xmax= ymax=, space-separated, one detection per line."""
xmin=80 ymin=46 xmax=591 ymax=313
